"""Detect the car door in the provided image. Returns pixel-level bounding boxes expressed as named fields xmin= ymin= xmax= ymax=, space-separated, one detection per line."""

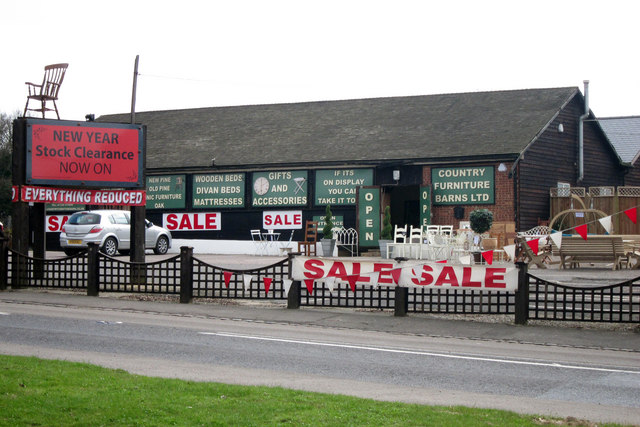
xmin=111 ymin=212 xmax=131 ymax=250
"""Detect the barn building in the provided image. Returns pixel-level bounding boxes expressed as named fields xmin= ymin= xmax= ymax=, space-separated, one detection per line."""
xmin=94 ymin=85 xmax=628 ymax=251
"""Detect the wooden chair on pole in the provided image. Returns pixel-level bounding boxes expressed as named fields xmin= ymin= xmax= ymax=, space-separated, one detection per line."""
xmin=24 ymin=63 xmax=68 ymax=119
xmin=297 ymin=221 xmax=318 ymax=256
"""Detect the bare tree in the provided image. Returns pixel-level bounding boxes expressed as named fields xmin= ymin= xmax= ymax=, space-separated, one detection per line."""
xmin=0 ymin=111 xmax=19 ymax=226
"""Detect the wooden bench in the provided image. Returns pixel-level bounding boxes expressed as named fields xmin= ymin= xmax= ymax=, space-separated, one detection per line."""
xmin=551 ymin=235 xmax=627 ymax=270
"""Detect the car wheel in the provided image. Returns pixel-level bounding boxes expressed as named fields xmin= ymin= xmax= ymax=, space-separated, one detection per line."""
xmin=101 ymin=237 xmax=118 ymax=256
xmin=154 ymin=235 xmax=169 ymax=255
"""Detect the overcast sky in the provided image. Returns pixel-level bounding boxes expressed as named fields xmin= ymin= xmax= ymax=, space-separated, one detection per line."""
xmin=2 ymin=0 xmax=639 ymax=121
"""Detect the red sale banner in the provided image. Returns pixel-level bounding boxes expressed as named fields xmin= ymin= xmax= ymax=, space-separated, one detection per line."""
xmin=292 ymin=257 xmax=517 ymax=291
xmin=26 ymin=119 xmax=143 ymax=188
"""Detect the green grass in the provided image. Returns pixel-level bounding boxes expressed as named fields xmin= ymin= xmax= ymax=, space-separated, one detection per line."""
xmin=0 ymin=355 xmax=614 ymax=426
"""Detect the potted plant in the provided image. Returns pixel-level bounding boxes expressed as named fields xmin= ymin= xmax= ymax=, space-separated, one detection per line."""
xmin=379 ymin=206 xmax=393 ymax=258
xmin=320 ymin=205 xmax=336 ymax=256
xmin=469 ymin=209 xmax=494 ymax=255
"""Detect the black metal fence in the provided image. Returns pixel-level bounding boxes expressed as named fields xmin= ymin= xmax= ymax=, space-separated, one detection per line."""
xmin=528 ymin=275 xmax=640 ymax=323
xmin=0 ymin=240 xmax=638 ymax=324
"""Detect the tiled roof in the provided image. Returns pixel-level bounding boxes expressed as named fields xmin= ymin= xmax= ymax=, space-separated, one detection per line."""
xmin=597 ymin=116 xmax=640 ymax=165
xmin=98 ymin=87 xmax=579 ymax=170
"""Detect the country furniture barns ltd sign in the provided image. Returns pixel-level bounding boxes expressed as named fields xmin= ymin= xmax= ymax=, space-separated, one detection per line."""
xmin=431 ymin=166 xmax=494 ymax=205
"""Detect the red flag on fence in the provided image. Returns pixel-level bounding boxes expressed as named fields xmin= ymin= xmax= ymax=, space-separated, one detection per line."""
xmin=223 ymin=271 xmax=233 ymax=288
xmin=391 ymin=268 xmax=402 ymax=285
xmin=624 ymin=207 xmax=638 ymax=224
xmin=526 ymin=238 xmax=539 ymax=254
xmin=481 ymin=250 xmax=494 ymax=265
xmin=263 ymin=277 xmax=272 ymax=295
xmin=575 ymin=224 xmax=588 ymax=240
xmin=305 ymin=279 xmax=314 ymax=294
xmin=345 ymin=275 xmax=358 ymax=292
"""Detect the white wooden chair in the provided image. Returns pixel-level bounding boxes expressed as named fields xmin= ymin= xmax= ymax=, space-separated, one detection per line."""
xmin=407 ymin=225 xmax=424 ymax=258
xmin=386 ymin=224 xmax=408 ymax=258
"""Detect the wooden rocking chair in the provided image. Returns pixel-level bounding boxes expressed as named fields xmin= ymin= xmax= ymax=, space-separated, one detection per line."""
xmin=24 ymin=63 xmax=68 ymax=119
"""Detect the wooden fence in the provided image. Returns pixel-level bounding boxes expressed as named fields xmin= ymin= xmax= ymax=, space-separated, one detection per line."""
xmin=549 ymin=186 xmax=640 ymax=234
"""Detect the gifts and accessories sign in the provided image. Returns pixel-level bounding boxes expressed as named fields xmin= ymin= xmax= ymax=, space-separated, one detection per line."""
xmin=26 ymin=119 xmax=144 ymax=188
xmin=292 ymin=257 xmax=517 ymax=291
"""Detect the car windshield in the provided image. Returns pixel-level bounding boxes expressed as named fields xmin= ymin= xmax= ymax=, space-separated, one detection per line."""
xmin=68 ymin=213 xmax=101 ymax=225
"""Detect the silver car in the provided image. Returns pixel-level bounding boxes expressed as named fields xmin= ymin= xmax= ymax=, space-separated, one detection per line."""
xmin=59 ymin=210 xmax=172 ymax=256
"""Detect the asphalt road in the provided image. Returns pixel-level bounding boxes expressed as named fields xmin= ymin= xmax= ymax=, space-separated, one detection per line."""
xmin=1 ymin=299 xmax=639 ymax=425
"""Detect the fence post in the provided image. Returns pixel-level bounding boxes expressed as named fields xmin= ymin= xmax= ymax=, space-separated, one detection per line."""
xmin=287 ymin=281 xmax=301 ymax=309
xmin=394 ymin=286 xmax=408 ymax=317
xmin=514 ymin=261 xmax=529 ymax=325
xmin=180 ymin=246 xmax=193 ymax=304
xmin=287 ymin=253 xmax=300 ymax=309
xmin=0 ymin=238 xmax=8 ymax=291
xmin=87 ymin=243 xmax=99 ymax=296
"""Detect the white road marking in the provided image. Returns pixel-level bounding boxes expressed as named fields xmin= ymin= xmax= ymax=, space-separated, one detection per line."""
xmin=0 ymin=312 xmax=9 ymax=315
xmin=199 ymin=331 xmax=640 ymax=375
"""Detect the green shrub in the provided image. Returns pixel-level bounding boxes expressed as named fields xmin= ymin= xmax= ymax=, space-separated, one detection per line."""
xmin=322 ymin=205 xmax=334 ymax=238
xmin=469 ymin=209 xmax=493 ymax=235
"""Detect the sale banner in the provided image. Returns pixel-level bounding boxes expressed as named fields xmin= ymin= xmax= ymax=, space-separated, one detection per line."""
xmin=292 ymin=257 xmax=517 ymax=291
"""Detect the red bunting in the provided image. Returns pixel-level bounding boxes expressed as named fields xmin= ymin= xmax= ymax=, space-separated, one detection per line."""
xmin=390 ymin=268 xmax=402 ymax=285
xmin=624 ymin=207 xmax=638 ymax=224
xmin=344 ymin=275 xmax=358 ymax=292
xmin=436 ymin=260 xmax=447 ymax=263
xmin=526 ymin=238 xmax=539 ymax=255
xmin=481 ymin=250 xmax=493 ymax=265
xmin=575 ymin=224 xmax=588 ymax=240
xmin=223 ymin=271 xmax=233 ymax=288
xmin=304 ymin=279 xmax=314 ymax=294
xmin=263 ymin=277 xmax=272 ymax=295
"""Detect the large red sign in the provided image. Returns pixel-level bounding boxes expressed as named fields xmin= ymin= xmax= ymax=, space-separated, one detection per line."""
xmin=26 ymin=119 xmax=144 ymax=188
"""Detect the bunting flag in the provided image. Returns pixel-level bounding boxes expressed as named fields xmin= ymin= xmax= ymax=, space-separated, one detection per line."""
xmin=526 ymin=238 xmax=539 ymax=255
xmin=503 ymin=244 xmax=516 ymax=261
xmin=223 ymin=271 xmax=233 ymax=288
xmin=304 ymin=279 xmax=314 ymax=294
xmin=345 ymin=275 xmax=358 ymax=292
xmin=324 ymin=276 xmax=337 ymax=293
xmin=370 ymin=271 xmax=380 ymax=289
xmin=598 ymin=216 xmax=613 ymax=234
xmin=481 ymin=250 xmax=493 ymax=265
xmin=575 ymin=224 xmax=588 ymax=240
xmin=390 ymin=268 xmax=403 ymax=285
xmin=549 ymin=233 xmax=562 ymax=250
xmin=242 ymin=274 xmax=253 ymax=291
xmin=282 ymin=279 xmax=293 ymax=297
xmin=459 ymin=255 xmax=472 ymax=265
xmin=263 ymin=277 xmax=272 ymax=295
xmin=436 ymin=260 xmax=447 ymax=263
xmin=624 ymin=207 xmax=637 ymax=224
